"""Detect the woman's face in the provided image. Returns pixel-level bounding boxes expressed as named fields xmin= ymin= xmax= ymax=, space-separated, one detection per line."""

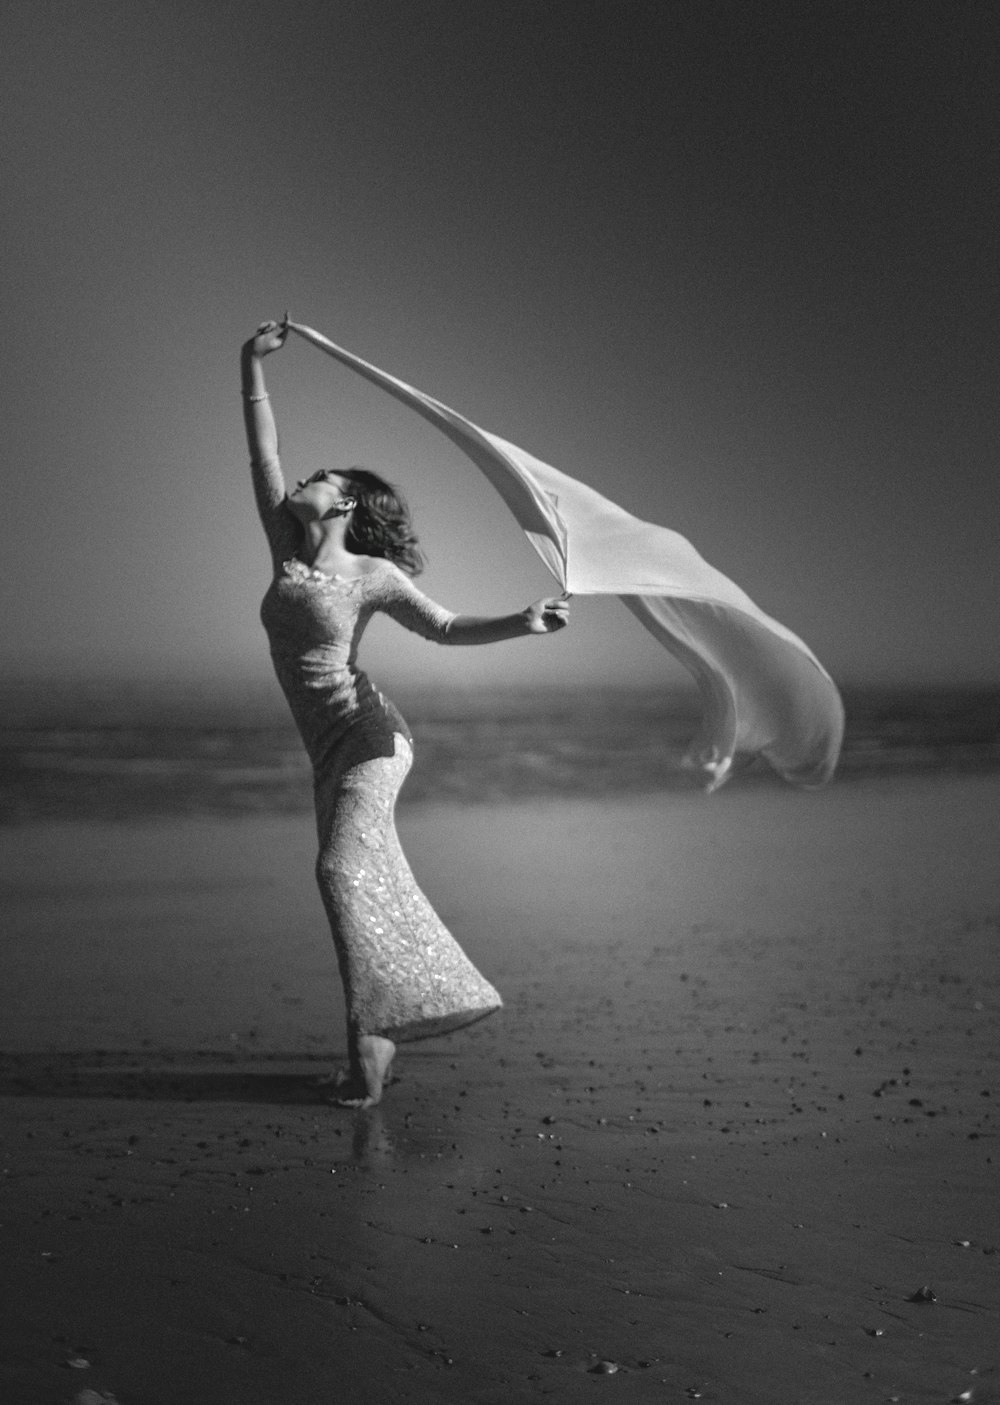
xmin=287 ymin=469 xmax=354 ymax=519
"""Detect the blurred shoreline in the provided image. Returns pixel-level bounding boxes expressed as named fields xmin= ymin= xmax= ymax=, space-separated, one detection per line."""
xmin=2 ymin=678 xmax=999 ymax=824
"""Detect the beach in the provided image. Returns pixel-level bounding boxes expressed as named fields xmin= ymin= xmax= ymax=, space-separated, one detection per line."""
xmin=2 ymin=772 xmax=999 ymax=1403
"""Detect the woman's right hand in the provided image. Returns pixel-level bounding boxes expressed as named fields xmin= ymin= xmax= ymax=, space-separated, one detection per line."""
xmin=246 ymin=316 xmax=289 ymax=358
xmin=522 ymin=595 xmax=571 ymax=634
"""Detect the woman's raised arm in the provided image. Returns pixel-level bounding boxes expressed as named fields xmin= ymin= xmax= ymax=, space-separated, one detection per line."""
xmin=241 ymin=318 xmax=286 ymax=467
xmin=241 ymin=318 xmax=297 ymax=562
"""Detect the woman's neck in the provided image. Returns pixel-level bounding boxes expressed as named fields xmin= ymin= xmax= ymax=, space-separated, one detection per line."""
xmin=297 ymin=517 xmax=357 ymax=571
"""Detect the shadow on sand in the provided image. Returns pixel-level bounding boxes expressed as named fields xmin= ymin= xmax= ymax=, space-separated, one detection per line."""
xmin=0 ymin=1050 xmax=357 ymax=1104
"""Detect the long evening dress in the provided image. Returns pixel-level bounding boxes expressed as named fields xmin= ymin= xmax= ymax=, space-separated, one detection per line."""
xmin=252 ymin=461 xmax=502 ymax=1044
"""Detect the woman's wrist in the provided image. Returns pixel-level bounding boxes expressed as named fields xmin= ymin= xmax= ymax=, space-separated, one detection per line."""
xmin=241 ymin=345 xmax=268 ymax=396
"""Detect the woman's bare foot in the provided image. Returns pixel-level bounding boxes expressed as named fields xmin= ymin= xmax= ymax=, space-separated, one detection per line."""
xmin=327 ymin=1034 xmax=396 ymax=1109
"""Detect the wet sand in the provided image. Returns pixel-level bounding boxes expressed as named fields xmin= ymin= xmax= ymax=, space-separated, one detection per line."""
xmin=2 ymin=774 xmax=999 ymax=1404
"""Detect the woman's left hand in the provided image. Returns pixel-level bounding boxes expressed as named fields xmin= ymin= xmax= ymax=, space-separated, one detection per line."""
xmin=523 ymin=595 xmax=571 ymax=634
xmin=246 ymin=316 xmax=289 ymax=358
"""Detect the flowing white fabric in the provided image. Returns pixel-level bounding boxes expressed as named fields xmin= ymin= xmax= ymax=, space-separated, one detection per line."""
xmin=288 ymin=321 xmax=844 ymax=790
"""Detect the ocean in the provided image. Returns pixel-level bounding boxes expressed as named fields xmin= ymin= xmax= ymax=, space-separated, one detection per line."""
xmin=1 ymin=682 xmax=998 ymax=825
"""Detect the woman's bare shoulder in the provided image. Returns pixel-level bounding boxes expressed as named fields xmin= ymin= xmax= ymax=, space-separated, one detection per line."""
xmin=333 ymin=554 xmax=390 ymax=582
xmin=364 ymin=556 xmax=408 ymax=582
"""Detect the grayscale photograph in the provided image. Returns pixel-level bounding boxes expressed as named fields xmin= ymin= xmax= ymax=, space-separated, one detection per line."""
xmin=1 ymin=2 xmax=997 ymax=1402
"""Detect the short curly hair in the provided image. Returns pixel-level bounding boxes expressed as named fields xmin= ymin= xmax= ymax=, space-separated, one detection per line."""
xmin=337 ymin=467 xmax=426 ymax=577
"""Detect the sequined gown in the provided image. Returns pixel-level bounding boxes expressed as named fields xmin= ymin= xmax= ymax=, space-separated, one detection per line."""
xmin=252 ymin=461 xmax=502 ymax=1044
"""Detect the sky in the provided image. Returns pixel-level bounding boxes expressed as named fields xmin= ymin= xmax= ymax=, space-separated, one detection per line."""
xmin=2 ymin=0 xmax=998 ymax=699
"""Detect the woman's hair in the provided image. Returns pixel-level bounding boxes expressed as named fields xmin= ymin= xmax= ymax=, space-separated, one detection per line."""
xmin=339 ymin=467 xmax=426 ymax=576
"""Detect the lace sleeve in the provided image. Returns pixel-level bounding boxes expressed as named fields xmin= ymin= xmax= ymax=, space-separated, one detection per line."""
xmin=251 ymin=458 xmax=300 ymax=566
xmin=373 ymin=563 xmax=456 ymax=643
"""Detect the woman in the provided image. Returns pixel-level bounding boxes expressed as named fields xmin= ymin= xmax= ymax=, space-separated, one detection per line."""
xmin=242 ymin=319 xmax=569 ymax=1107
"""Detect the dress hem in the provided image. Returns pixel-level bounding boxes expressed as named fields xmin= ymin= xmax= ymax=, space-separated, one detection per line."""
xmin=371 ymin=1003 xmax=503 ymax=1044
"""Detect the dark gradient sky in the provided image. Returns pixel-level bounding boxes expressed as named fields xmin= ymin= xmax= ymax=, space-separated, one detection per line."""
xmin=2 ymin=1 xmax=997 ymax=694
